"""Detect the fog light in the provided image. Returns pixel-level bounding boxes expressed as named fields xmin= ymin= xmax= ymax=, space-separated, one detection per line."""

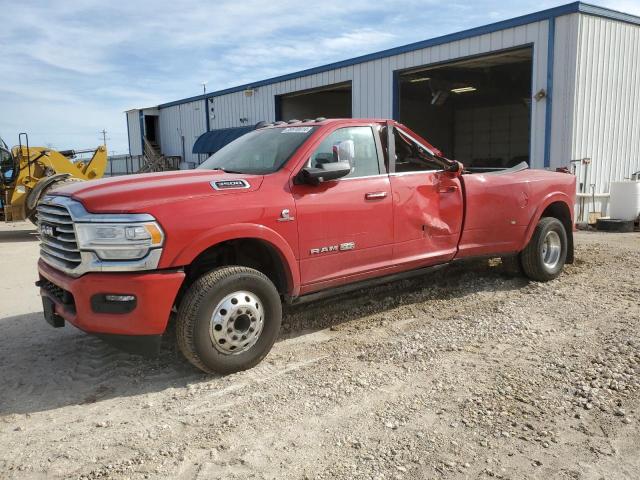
xmin=91 ymin=294 xmax=137 ymax=314
xmin=105 ymin=294 xmax=136 ymax=302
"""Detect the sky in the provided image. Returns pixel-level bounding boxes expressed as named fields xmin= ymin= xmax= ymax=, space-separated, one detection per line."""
xmin=1 ymin=0 xmax=638 ymax=156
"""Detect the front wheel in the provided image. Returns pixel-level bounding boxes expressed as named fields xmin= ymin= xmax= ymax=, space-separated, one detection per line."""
xmin=521 ymin=217 xmax=568 ymax=281
xmin=176 ymin=266 xmax=282 ymax=374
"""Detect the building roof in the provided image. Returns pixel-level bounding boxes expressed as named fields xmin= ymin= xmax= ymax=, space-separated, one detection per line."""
xmin=154 ymin=2 xmax=640 ymax=110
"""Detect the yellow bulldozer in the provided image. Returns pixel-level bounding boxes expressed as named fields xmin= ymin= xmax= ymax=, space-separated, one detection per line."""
xmin=0 ymin=133 xmax=107 ymax=223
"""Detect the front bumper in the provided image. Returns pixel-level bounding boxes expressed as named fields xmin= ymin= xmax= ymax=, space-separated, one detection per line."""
xmin=37 ymin=259 xmax=185 ymax=337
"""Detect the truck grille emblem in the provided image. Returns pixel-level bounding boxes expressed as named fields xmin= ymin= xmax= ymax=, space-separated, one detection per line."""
xmin=40 ymin=224 xmax=56 ymax=237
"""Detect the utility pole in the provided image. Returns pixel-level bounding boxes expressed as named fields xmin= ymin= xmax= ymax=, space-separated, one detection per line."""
xmin=100 ymin=129 xmax=108 ymax=147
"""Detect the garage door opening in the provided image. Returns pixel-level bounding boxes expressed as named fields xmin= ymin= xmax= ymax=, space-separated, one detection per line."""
xmin=397 ymin=47 xmax=533 ymax=170
xmin=277 ymin=82 xmax=352 ymax=121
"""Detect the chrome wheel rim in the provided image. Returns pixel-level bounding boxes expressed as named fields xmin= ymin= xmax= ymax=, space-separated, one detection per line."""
xmin=541 ymin=230 xmax=562 ymax=270
xmin=209 ymin=290 xmax=264 ymax=355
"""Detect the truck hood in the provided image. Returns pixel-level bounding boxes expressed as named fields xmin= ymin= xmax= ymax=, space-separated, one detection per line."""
xmin=56 ymin=170 xmax=265 ymax=213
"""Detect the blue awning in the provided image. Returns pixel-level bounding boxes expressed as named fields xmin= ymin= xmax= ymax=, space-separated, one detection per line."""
xmin=192 ymin=126 xmax=255 ymax=154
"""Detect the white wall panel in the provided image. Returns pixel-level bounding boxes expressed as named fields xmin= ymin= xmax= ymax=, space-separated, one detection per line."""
xmin=158 ymin=104 xmax=181 ymax=157
xmin=158 ymin=101 xmax=206 ymax=165
xmin=571 ymin=14 xmax=640 ymax=218
xmin=203 ymin=20 xmax=550 ymax=167
xmin=549 ymin=14 xmax=580 ymax=169
xmin=126 ymin=110 xmax=142 ymax=156
xmin=153 ymin=19 xmax=556 ymax=169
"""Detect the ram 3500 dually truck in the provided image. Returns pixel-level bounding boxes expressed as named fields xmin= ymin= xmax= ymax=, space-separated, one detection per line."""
xmin=36 ymin=119 xmax=576 ymax=373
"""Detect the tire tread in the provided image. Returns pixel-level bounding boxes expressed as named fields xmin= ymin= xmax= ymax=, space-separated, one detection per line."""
xmin=176 ymin=266 xmax=275 ymax=374
xmin=521 ymin=217 xmax=566 ymax=282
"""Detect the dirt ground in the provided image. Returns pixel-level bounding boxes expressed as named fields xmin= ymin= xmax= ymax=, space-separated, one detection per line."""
xmin=0 ymin=221 xmax=638 ymax=480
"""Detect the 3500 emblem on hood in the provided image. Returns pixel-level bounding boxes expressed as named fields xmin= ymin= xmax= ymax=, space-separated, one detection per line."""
xmin=211 ymin=179 xmax=250 ymax=190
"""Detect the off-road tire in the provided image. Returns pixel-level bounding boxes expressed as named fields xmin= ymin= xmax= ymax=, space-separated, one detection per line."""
xmin=521 ymin=217 xmax=567 ymax=282
xmin=176 ymin=266 xmax=282 ymax=374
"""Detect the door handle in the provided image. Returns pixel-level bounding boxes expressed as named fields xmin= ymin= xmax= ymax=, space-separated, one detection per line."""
xmin=438 ymin=185 xmax=459 ymax=194
xmin=365 ymin=191 xmax=388 ymax=200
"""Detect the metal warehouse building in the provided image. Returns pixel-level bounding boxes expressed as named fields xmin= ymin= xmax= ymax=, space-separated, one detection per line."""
xmin=125 ymin=2 xmax=640 ymax=219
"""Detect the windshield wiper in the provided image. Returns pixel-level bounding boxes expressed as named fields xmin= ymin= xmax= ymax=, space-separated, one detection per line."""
xmin=212 ymin=167 xmax=244 ymax=174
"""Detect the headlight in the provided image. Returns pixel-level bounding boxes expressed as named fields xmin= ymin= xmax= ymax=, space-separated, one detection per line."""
xmin=75 ymin=222 xmax=164 ymax=260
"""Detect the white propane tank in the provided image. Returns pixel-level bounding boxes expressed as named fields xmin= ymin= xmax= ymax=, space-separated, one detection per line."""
xmin=609 ymin=181 xmax=640 ymax=221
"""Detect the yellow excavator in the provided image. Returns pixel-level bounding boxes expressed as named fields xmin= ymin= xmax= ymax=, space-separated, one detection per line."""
xmin=1 ymin=133 xmax=107 ymax=223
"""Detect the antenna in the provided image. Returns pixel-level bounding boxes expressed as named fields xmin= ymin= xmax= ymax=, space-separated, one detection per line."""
xmin=201 ymin=81 xmax=209 ymax=94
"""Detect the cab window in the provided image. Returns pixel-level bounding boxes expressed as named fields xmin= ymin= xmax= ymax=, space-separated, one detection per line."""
xmin=0 ymin=148 xmax=14 ymax=184
xmin=393 ymin=128 xmax=443 ymax=173
xmin=309 ymin=127 xmax=379 ymax=179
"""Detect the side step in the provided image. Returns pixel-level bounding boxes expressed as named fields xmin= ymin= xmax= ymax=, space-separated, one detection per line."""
xmin=287 ymin=263 xmax=447 ymax=305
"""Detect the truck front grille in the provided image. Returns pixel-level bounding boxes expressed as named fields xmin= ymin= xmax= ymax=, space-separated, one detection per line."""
xmin=37 ymin=200 xmax=82 ymax=271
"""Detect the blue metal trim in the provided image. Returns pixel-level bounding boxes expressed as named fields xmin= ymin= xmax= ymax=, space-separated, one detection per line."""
xmin=155 ymin=2 xmax=639 ymax=111
xmin=204 ymin=97 xmax=210 ymax=132
xmin=528 ymin=43 xmax=536 ymax=168
xmin=138 ymin=111 xmax=145 ymax=155
xmin=392 ymin=71 xmax=400 ymax=120
xmin=126 ymin=113 xmax=131 ymax=155
xmin=579 ymin=2 xmax=640 ymax=26
xmin=158 ymin=3 xmax=581 ymax=110
xmin=544 ymin=17 xmax=555 ymax=169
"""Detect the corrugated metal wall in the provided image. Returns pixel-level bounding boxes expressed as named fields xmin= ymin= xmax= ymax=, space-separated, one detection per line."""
xmin=162 ymin=19 xmax=550 ymax=168
xmin=549 ymin=14 xmax=580 ymax=168
xmin=571 ymin=14 xmax=640 ymax=218
xmin=126 ymin=110 xmax=142 ymax=156
xmin=158 ymin=101 xmax=207 ymax=165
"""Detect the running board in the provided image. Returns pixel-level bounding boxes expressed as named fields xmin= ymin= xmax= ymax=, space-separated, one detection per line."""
xmin=287 ymin=263 xmax=448 ymax=305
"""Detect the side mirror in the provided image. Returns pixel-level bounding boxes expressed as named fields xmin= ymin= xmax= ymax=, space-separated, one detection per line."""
xmin=333 ymin=139 xmax=355 ymax=164
xmin=297 ymin=140 xmax=355 ymax=185
xmin=298 ymin=161 xmax=352 ymax=185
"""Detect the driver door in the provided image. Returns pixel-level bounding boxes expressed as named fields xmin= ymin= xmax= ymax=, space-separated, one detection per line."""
xmin=388 ymin=125 xmax=463 ymax=267
xmin=291 ymin=125 xmax=394 ymax=293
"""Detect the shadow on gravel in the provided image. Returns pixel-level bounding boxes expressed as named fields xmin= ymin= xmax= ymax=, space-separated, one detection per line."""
xmin=0 ymin=313 xmax=202 ymax=416
xmin=0 ymin=229 xmax=39 ymax=243
xmin=0 ymin=261 xmax=528 ymax=416
xmin=281 ymin=260 xmax=529 ymax=339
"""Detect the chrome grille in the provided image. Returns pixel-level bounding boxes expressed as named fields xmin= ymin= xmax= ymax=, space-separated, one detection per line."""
xmin=37 ymin=199 xmax=82 ymax=271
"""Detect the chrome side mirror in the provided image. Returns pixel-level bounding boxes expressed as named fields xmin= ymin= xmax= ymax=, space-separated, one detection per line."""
xmin=333 ymin=139 xmax=355 ymax=165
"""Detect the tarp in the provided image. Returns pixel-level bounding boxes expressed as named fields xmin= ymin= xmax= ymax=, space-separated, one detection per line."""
xmin=192 ymin=126 xmax=255 ymax=154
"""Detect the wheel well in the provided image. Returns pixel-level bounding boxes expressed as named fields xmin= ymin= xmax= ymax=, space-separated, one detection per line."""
xmin=541 ymin=201 xmax=574 ymax=264
xmin=181 ymin=238 xmax=290 ymax=301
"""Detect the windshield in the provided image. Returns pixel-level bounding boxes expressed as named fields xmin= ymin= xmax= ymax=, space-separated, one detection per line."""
xmin=198 ymin=126 xmax=316 ymax=174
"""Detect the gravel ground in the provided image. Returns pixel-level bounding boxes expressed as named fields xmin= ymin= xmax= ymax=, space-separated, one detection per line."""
xmin=0 ymin=221 xmax=639 ymax=480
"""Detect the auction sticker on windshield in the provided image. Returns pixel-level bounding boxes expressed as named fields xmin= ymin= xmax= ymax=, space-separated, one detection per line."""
xmin=281 ymin=127 xmax=313 ymax=133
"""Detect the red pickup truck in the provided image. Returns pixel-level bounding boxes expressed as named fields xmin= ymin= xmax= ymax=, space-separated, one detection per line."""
xmin=37 ymin=119 xmax=576 ymax=373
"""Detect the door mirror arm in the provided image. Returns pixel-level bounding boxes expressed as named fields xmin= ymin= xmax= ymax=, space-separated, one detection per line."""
xmin=296 ymin=161 xmax=352 ymax=185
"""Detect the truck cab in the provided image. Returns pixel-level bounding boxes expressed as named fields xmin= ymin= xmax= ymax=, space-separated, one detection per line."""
xmin=36 ymin=119 xmax=575 ymax=374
